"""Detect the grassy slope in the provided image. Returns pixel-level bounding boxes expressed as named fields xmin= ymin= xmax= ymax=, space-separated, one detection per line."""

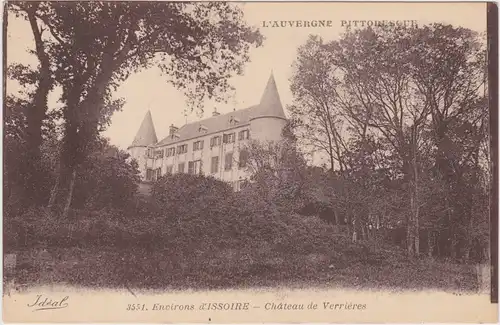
xmin=7 ymin=239 xmax=479 ymax=293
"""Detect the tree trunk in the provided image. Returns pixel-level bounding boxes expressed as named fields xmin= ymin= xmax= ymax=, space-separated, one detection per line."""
xmin=407 ymin=215 xmax=414 ymax=256
xmin=427 ymin=229 xmax=434 ymax=258
xmin=47 ymin=171 xmax=60 ymax=209
xmin=362 ymin=222 xmax=370 ymax=241
xmin=407 ymin=204 xmax=420 ymax=257
xmin=49 ymin=104 xmax=79 ymax=212
xmin=62 ymin=169 xmax=77 ymax=218
xmin=409 ymin=125 xmax=420 ymax=257
xmin=464 ymin=213 xmax=474 ymax=263
xmin=464 ymin=241 xmax=471 ymax=262
xmin=347 ymin=213 xmax=357 ymax=243
xmin=414 ymin=202 xmax=420 ymax=255
xmin=437 ymin=232 xmax=442 ymax=257
xmin=450 ymin=233 xmax=458 ymax=260
xmin=333 ymin=209 xmax=340 ymax=233
xmin=23 ymin=4 xmax=53 ymax=205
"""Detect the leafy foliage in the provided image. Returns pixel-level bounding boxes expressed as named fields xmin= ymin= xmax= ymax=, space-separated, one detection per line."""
xmin=72 ymin=141 xmax=141 ymax=211
xmin=7 ymin=1 xmax=263 ymax=213
xmin=152 ymin=173 xmax=234 ymax=223
xmin=289 ymin=24 xmax=489 ymax=260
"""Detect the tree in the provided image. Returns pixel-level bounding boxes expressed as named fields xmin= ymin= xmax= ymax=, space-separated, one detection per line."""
xmin=290 ymin=24 xmax=488 ymax=259
xmin=289 ymin=35 xmax=346 ymax=173
xmin=7 ymin=2 xmax=55 ymax=205
xmin=407 ymin=25 xmax=488 ymax=260
xmin=242 ymin=123 xmax=309 ymax=213
xmin=8 ymin=2 xmax=263 ymax=216
xmin=72 ymin=139 xmax=141 ymax=211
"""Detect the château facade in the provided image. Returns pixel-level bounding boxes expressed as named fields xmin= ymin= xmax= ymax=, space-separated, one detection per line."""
xmin=127 ymin=73 xmax=287 ymax=191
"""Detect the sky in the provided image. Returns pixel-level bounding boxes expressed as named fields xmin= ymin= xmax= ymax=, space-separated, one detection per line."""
xmin=6 ymin=2 xmax=487 ymax=152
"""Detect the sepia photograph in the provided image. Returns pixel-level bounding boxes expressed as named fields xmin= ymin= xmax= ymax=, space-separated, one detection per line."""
xmin=2 ymin=1 xmax=498 ymax=323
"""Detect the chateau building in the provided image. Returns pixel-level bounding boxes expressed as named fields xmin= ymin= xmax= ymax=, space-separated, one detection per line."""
xmin=128 ymin=73 xmax=287 ymax=191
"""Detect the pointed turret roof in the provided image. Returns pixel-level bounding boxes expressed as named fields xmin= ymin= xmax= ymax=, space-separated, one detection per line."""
xmin=129 ymin=110 xmax=158 ymax=148
xmin=257 ymin=72 xmax=286 ymax=118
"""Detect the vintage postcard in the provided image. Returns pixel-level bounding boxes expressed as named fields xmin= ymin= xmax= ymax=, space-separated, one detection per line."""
xmin=2 ymin=1 xmax=498 ymax=323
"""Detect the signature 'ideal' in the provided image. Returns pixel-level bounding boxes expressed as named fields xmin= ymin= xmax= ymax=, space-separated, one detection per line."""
xmin=27 ymin=295 xmax=69 ymax=312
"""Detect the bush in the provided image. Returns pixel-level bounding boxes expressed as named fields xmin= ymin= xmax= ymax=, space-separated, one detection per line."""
xmin=152 ymin=173 xmax=234 ymax=218
xmin=11 ymin=174 xmax=471 ymax=291
xmin=5 ymin=173 xmax=342 ymax=257
xmin=72 ymin=148 xmax=141 ymax=211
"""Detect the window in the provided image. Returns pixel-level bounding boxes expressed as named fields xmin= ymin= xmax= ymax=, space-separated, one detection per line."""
xmin=210 ymin=136 xmax=221 ymax=147
xmin=177 ymin=144 xmax=188 ymax=154
xmin=223 ymin=133 xmax=235 ymax=144
xmin=193 ymin=140 xmax=204 ymax=151
xmin=154 ymin=149 xmax=164 ymax=158
xmin=155 ymin=168 xmax=162 ymax=180
xmin=166 ymin=147 xmax=175 ymax=157
xmin=188 ymin=160 xmax=202 ymax=174
xmin=224 ymin=152 xmax=233 ymax=170
xmin=178 ymin=162 xmax=185 ymax=173
xmin=239 ymin=149 xmax=249 ymax=169
xmin=194 ymin=160 xmax=202 ymax=174
xmin=147 ymin=148 xmax=154 ymax=158
xmin=166 ymin=165 xmax=173 ymax=174
xmin=146 ymin=168 xmax=154 ymax=181
xmin=238 ymin=129 xmax=250 ymax=141
xmin=211 ymin=156 xmax=219 ymax=174
xmin=147 ymin=167 xmax=161 ymax=181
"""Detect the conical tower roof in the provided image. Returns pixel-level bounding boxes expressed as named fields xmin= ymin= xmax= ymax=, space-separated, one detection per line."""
xmin=258 ymin=72 xmax=286 ymax=118
xmin=129 ymin=110 xmax=158 ymax=148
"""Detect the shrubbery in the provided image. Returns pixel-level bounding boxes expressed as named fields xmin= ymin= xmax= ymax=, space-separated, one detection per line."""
xmin=5 ymin=173 xmax=345 ymax=282
xmin=5 ymin=172 xmax=480 ymax=291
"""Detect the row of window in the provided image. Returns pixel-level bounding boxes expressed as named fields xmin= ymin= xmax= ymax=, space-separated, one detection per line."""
xmin=148 ymin=129 xmax=250 ymax=159
xmin=145 ymin=150 xmax=249 ymax=181
xmin=146 ymin=169 xmax=249 ymax=192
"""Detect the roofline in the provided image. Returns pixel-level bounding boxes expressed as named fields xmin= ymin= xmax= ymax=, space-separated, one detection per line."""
xmin=153 ymin=122 xmax=251 ymax=148
xmin=249 ymin=115 xmax=287 ymax=122
xmin=127 ymin=144 xmax=150 ymax=150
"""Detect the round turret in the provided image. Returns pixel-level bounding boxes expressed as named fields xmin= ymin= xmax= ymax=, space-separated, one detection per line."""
xmin=128 ymin=110 xmax=158 ymax=179
xmin=249 ymin=72 xmax=287 ymax=142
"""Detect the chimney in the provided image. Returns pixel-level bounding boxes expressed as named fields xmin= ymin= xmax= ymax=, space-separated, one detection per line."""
xmin=169 ymin=124 xmax=179 ymax=136
xmin=212 ymin=108 xmax=220 ymax=117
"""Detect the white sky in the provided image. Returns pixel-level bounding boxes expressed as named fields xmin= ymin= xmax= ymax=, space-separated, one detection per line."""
xmin=6 ymin=2 xmax=487 ymax=151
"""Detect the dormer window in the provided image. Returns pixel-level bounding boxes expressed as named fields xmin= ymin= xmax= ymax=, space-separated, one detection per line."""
xmin=199 ymin=124 xmax=208 ymax=132
xmin=229 ymin=116 xmax=240 ymax=125
xmin=169 ymin=124 xmax=179 ymax=136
